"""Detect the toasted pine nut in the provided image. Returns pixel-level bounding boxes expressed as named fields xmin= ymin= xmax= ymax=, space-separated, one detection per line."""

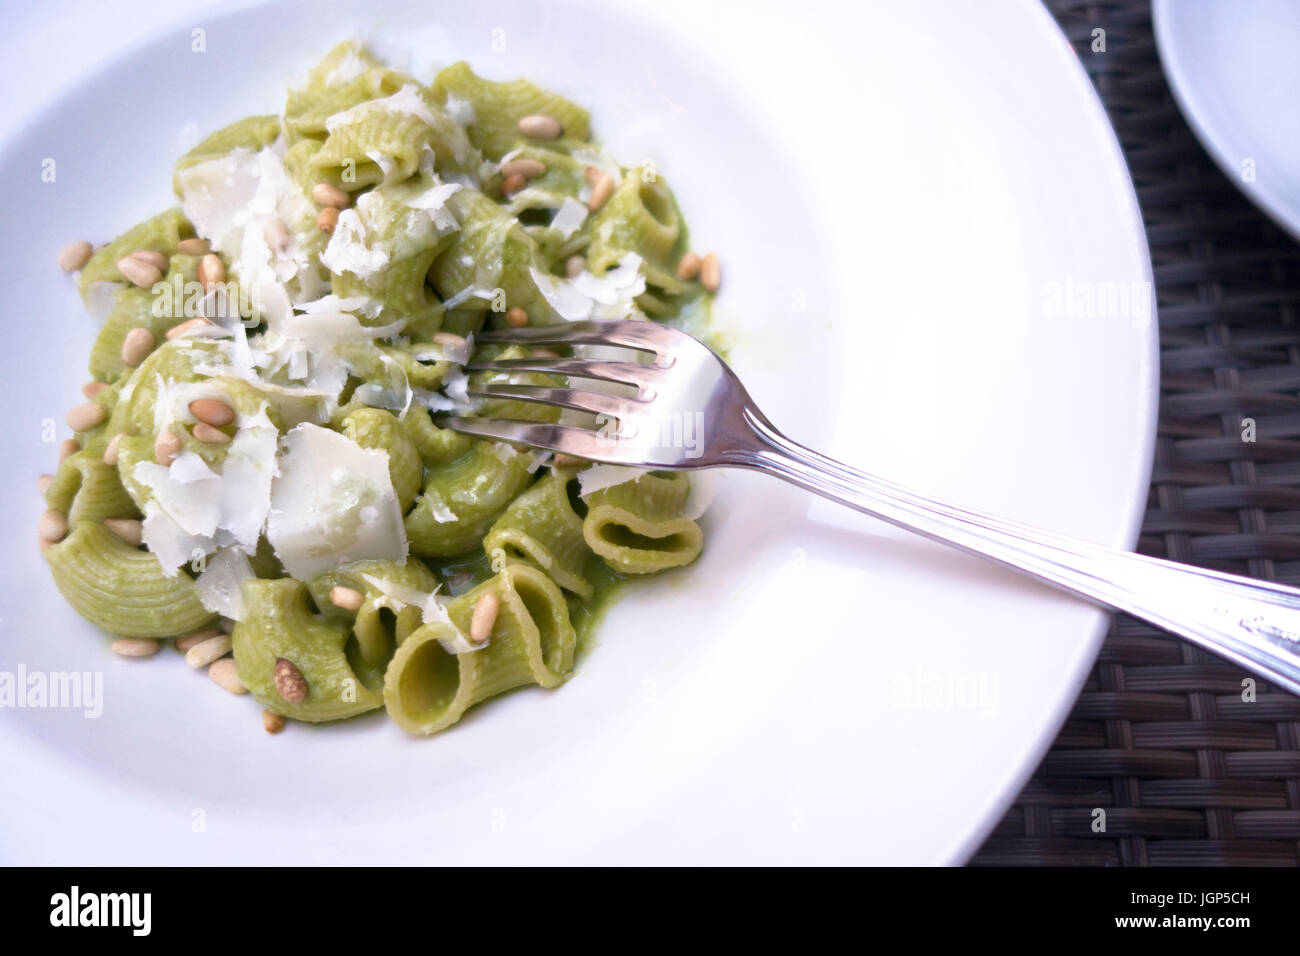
xmin=117 ymin=256 xmax=162 ymax=288
xmin=502 ymin=172 xmax=526 ymax=196
xmin=329 ymin=585 xmax=364 ymax=611
xmin=102 ymin=517 xmax=143 ymax=546
xmin=57 ymin=240 xmax=93 ymax=272
xmin=113 ymin=637 xmax=160 ymax=658
xmin=37 ymin=473 xmax=53 ymax=495
xmin=263 ymin=709 xmax=286 ymax=734
xmin=470 ymin=591 xmax=500 ymax=644
xmin=120 ymin=326 xmax=156 ymax=366
xmin=588 ymin=173 xmax=615 ymax=212
xmin=198 ymin=253 xmax=225 ymax=291
xmin=127 ymin=250 xmax=168 ymax=272
xmin=264 ymin=218 xmax=290 ymax=253
xmin=209 ymin=657 xmax=247 ymax=694
xmin=584 ymin=165 xmax=602 ymax=185
xmin=500 ymin=158 xmax=546 ymax=179
xmin=505 ymin=306 xmax=529 ymax=328
xmin=38 ymin=508 xmax=68 ymax=542
xmin=312 ymin=182 xmax=350 ymax=208
xmin=192 ymin=422 xmax=231 ymax=444
xmin=518 ymin=114 xmax=562 ymax=139
xmin=565 ymin=255 xmax=586 ymax=278
xmin=676 ymin=251 xmax=702 ymax=281
xmin=274 ymin=657 xmax=308 ymax=702
xmin=154 ymin=431 xmax=182 ymax=465
xmin=175 ymin=628 xmax=222 ymax=652
xmin=186 ymin=634 xmax=232 ymax=669
xmin=177 ymin=237 xmax=210 ymax=256
xmin=700 ymin=252 xmax=721 ymax=292
xmin=103 ymin=432 xmax=123 ymax=467
xmin=318 ymin=207 xmax=340 ymax=234
xmin=81 ymin=381 xmax=107 ymax=399
xmin=552 ymin=453 xmax=584 ymax=469
xmin=165 ymin=317 xmax=211 ymax=340
xmin=188 ymin=398 xmax=235 ymax=427
xmin=58 ymin=438 xmax=79 ymax=463
xmin=67 ymin=402 xmax=106 ymax=432
xmin=433 ymin=331 xmax=466 ymax=349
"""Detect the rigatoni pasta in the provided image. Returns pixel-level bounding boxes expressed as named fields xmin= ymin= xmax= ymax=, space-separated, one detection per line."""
xmin=42 ymin=42 xmax=717 ymax=737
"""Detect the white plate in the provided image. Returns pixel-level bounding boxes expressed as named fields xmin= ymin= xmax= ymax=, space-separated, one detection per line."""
xmin=1154 ymin=0 xmax=1300 ymax=240
xmin=0 ymin=0 xmax=1156 ymax=864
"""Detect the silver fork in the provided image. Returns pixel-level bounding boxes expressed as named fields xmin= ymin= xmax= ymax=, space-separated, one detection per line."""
xmin=439 ymin=319 xmax=1300 ymax=696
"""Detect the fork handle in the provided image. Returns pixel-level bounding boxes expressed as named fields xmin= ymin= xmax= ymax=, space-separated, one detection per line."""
xmin=736 ymin=410 xmax=1300 ymax=695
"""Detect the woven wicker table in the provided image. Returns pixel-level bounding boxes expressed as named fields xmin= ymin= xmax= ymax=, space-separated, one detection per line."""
xmin=970 ymin=0 xmax=1300 ymax=866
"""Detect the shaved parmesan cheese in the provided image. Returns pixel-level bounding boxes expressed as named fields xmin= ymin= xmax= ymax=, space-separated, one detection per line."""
xmin=177 ymin=148 xmax=261 ymax=257
xmin=296 ymin=293 xmax=381 ymax=318
xmin=196 ymin=547 xmax=255 ymax=620
xmin=406 ymin=180 xmax=463 ymax=233
xmin=530 ymin=253 xmax=645 ymax=321
xmin=444 ymin=94 xmax=475 ymax=127
xmin=578 ymin=463 xmax=647 ymax=498
xmin=326 ymin=49 xmax=371 ymax=86
xmin=319 ymin=208 xmax=389 ymax=279
xmin=266 ymin=424 xmax=407 ymax=579
xmin=682 ymin=471 xmax=716 ymax=520
xmin=325 ymin=84 xmax=439 ymax=133
xmin=422 ymin=490 xmax=458 ymax=524
xmin=551 ymin=197 xmax=588 ymax=239
xmin=141 ymin=501 xmax=209 ymax=578
xmin=441 ymin=285 xmax=494 ymax=310
xmin=356 ymin=576 xmax=483 ymax=654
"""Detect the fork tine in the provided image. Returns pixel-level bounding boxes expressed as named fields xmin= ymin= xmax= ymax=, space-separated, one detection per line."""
xmin=465 ymin=357 xmax=664 ymax=386
xmin=434 ymin=415 xmax=627 ymax=461
xmin=467 ymin=383 xmax=639 ymax=418
xmin=475 ymin=319 xmax=676 ymax=352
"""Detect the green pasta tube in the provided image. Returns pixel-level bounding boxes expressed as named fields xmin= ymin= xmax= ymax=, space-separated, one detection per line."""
xmin=45 ymin=450 xmax=139 ymax=525
xmin=582 ymin=472 xmax=704 ymax=573
xmin=44 ymin=522 xmax=217 ymax=637
xmin=383 ymin=563 xmax=576 ymax=735
xmin=233 ymin=578 xmax=385 ymax=721
xmin=585 ymin=171 xmax=685 ymax=294
xmin=431 ymin=61 xmax=591 ymax=159
xmin=340 ymin=408 xmax=423 ymax=511
xmin=484 ymin=469 xmax=595 ymax=598
xmin=77 ymin=208 xmax=194 ymax=298
xmin=172 ymin=114 xmax=282 ymax=194
xmin=405 ymin=441 xmax=536 ymax=557
xmin=283 ymin=42 xmax=407 ymax=142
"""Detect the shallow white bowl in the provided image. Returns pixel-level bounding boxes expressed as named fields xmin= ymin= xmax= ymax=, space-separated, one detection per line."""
xmin=0 ymin=0 xmax=1155 ymax=864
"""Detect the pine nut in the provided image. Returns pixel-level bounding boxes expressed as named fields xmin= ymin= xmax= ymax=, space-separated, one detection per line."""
xmin=565 ymin=255 xmax=586 ymax=278
xmin=700 ymin=252 xmax=721 ymax=292
xmin=198 ymin=253 xmax=225 ymax=290
xmin=500 ymin=158 xmax=546 ymax=179
xmin=329 ymin=585 xmax=364 ymax=611
xmin=274 ymin=657 xmax=308 ymax=702
xmin=38 ymin=508 xmax=68 ymax=542
xmin=263 ymin=709 xmax=286 ymax=734
xmin=39 ymin=536 xmax=52 ymax=552
xmin=102 ymin=517 xmax=143 ymax=546
xmin=165 ymin=317 xmax=211 ymax=339
xmin=112 ymin=637 xmax=160 ymax=658
xmin=120 ymin=326 xmax=156 ymax=366
xmin=552 ymin=454 xmax=584 ymax=469
xmin=588 ymin=173 xmax=615 ymax=212
xmin=175 ymin=628 xmax=222 ymax=652
xmin=57 ymin=240 xmax=93 ymax=272
xmin=58 ymin=438 xmax=79 ymax=463
xmin=318 ymin=207 xmax=340 ymax=234
xmin=81 ymin=381 xmax=107 ymax=399
xmin=584 ymin=166 xmax=602 ymax=185
xmin=103 ymin=433 xmax=123 ymax=466
xmin=117 ymin=255 xmax=162 ymax=288
xmin=209 ymin=657 xmax=246 ymax=694
xmin=67 ymin=402 xmax=106 ymax=432
xmin=188 ymin=398 xmax=235 ymax=427
xmin=518 ymin=114 xmax=562 ymax=139
xmin=676 ymin=251 xmax=702 ymax=281
xmin=154 ymin=431 xmax=182 ymax=465
xmin=502 ymin=172 xmax=527 ymax=196
xmin=312 ymin=182 xmax=350 ymax=208
xmin=185 ymin=634 xmax=232 ymax=668
xmin=38 ymin=473 xmax=53 ymax=495
xmin=264 ymin=218 xmax=290 ymax=253
xmin=433 ymin=331 xmax=466 ymax=349
xmin=177 ymin=237 xmax=210 ymax=256
xmin=505 ymin=306 xmax=529 ymax=328
xmin=127 ymin=250 xmax=168 ymax=272
xmin=470 ymin=591 xmax=499 ymax=644
xmin=532 ymin=348 xmax=559 ymax=358
xmin=192 ymin=422 xmax=231 ymax=444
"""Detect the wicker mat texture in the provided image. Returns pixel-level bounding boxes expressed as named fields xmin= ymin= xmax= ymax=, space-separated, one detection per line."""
xmin=970 ymin=0 xmax=1300 ymax=866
